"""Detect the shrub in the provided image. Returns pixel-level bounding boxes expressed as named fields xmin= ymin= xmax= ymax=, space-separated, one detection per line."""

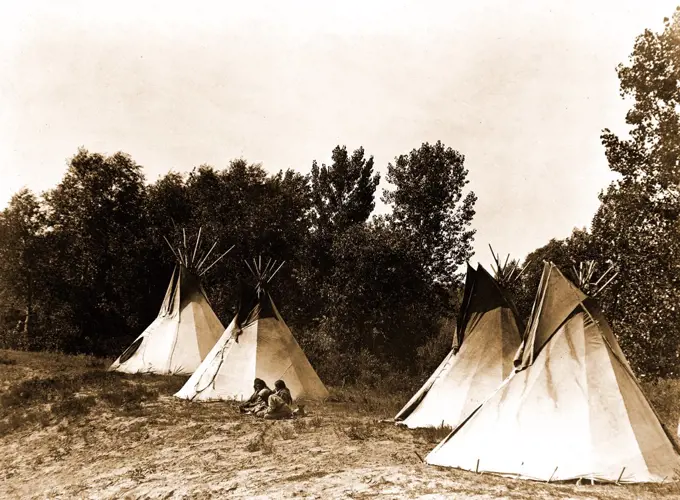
xmin=411 ymin=424 xmax=453 ymax=444
xmin=51 ymin=395 xmax=97 ymax=420
xmin=0 ymin=354 xmax=17 ymax=366
xmin=245 ymin=427 xmax=273 ymax=454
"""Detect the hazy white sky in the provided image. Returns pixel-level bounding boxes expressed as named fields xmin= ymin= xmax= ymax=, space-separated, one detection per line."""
xmin=1 ymin=1 xmax=677 ymax=267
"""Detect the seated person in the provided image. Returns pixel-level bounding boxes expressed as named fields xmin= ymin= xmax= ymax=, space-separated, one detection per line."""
xmin=256 ymin=380 xmax=293 ymax=420
xmin=239 ymin=378 xmax=271 ymax=413
xmin=273 ymin=379 xmax=293 ymax=405
xmin=248 ymin=388 xmax=274 ymax=415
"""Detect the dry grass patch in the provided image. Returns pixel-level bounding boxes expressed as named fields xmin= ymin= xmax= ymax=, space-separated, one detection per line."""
xmin=2 ymin=350 xmax=680 ymax=499
xmin=245 ymin=426 xmax=274 ymax=454
xmin=411 ymin=424 xmax=453 ymax=444
xmin=270 ymin=422 xmax=297 ymax=441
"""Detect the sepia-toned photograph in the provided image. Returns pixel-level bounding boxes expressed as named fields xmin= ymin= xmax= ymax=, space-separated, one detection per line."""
xmin=2 ymin=1 xmax=680 ymax=498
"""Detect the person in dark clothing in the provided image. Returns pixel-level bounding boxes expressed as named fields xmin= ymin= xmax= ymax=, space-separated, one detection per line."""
xmin=273 ymin=379 xmax=293 ymax=405
xmin=256 ymin=379 xmax=294 ymax=420
xmin=239 ymin=378 xmax=270 ymax=413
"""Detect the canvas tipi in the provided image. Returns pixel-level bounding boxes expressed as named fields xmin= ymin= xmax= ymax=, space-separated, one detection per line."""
xmin=394 ymin=255 xmax=524 ymax=429
xmin=175 ymin=258 xmax=329 ymax=402
xmin=426 ymin=261 xmax=680 ymax=483
xmin=109 ymin=229 xmax=232 ymax=375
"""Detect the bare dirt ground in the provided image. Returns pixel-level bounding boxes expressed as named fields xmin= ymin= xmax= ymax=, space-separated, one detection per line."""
xmin=1 ymin=350 xmax=680 ymax=499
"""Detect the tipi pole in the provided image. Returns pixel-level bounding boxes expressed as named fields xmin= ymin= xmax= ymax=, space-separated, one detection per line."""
xmin=267 ymin=261 xmax=286 ymax=282
xmin=263 ymin=258 xmax=274 ymax=277
xmin=593 ymin=272 xmax=619 ymax=297
xmin=191 ymin=226 xmax=203 ymax=266
xmin=244 ymin=259 xmax=256 ymax=277
xmin=515 ymin=260 xmax=531 ymax=280
xmin=547 ymin=466 xmax=558 ymax=483
xmin=593 ymin=264 xmax=615 ymax=287
xmin=163 ymin=236 xmax=182 ymax=263
xmin=196 ymin=241 xmax=218 ymax=271
xmin=199 ymin=245 xmax=235 ymax=276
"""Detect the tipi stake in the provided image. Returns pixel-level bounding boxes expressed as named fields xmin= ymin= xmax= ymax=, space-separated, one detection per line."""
xmin=616 ymin=467 xmax=625 ymax=485
xmin=475 ymin=459 xmax=480 ymax=473
xmin=547 ymin=466 xmax=558 ymax=483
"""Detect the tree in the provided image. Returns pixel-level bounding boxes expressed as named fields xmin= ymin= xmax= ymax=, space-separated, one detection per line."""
xmin=383 ymin=141 xmax=477 ymax=286
xmin=592 ymin=10 xmax=680 ymax=376
xmin=0 ymin=189 xmax=45 ymax=346
xmin=310 ymin=146 xmax=380 ymax=238
xmin=307 ymin=218 xmax=439 ymax=368
xmin=43 ymin=148 xmax=150 ymax=353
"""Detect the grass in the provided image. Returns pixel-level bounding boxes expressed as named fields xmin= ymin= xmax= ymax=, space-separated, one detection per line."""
xmin=0 ymin=354 xmax=17 ymax=366
xmin=327 ymin=385 xmax=410 ymax=416
xmin=336 ymin=419 xmax=380 ymax=441
xmin=270 ymin=422 xmax=297 ymax=441
xmin=245 ymin=426 xmax=274 ymax=454
xmin=2 ymin=348 xmax=680 ymax=499
xmin=411 ymin=423 xmax=453 ymax=444
xmin=0 ymin=354 xmax=189 ymax=436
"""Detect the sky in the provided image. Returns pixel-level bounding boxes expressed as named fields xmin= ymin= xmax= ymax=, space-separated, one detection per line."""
xmin=1 ymin=0 xmax=677 ymax=268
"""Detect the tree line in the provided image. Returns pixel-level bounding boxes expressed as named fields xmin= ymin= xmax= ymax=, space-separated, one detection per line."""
xmin=0 ymin=142 xmax=476 ymax=385
xmin=3 ymin=10 xmax=680 ymax=381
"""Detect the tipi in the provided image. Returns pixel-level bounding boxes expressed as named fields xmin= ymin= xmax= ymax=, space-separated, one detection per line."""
xmin=175 ymin=258 xmax=329 ymax=402
xmin=426 ymin=261 xmax=680 ymax=483
xmin=394 ymin=256 xmax=524 ymax=429
xmin=109 ymin=229 xmax=232 ymax=375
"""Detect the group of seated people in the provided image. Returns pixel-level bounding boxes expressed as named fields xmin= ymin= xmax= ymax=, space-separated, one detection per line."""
xmin=238 ymin=378 xmax=302 ymax=420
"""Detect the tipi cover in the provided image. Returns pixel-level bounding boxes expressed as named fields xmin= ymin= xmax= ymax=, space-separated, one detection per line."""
xmin=394 ymin=263 xmax=522 ymax=428
xmin=426 ymin=262 xmax=680 ymax=483
xmin=110 ymin=231 xmax=230 ymax=375
xmin=175 ymin=261 xmax=329 ymax=402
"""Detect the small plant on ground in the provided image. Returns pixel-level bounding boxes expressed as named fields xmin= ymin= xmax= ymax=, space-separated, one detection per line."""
xmin=245 ymin=426 xmax=273 ymax=454
xmin=271 ymin=423 xmax=296 ymax=441
xmin=412 ymin=424 xmax=453 ymax=444
xmin=337 ymin=419 xmax=378 ymax=441
xmin=51 ymin=395 xmax=97 ymax=420
xmin=0 ymin=354 xmax=17 ymax=365
xmin=100 ymin=385 xmax=159 ymax=407
xmin=292 ymin=418 xmax=307 ymax=433
xmin=307 ymin=415 xmax=323 ymax=428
